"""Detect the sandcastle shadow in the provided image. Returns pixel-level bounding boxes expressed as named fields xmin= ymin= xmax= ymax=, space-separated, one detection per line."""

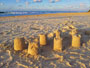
xmin=84 ymin=28 xmax=90 ymax=36
xmin=40 ymin=37 xmax=54 ymax=56
xmin=62 ymin=34 xmax=72 ymax=50
xmin=47 ymin=38 xmax=54 ymax=49
xmin=40 ymin=45 xmax=53 ymax=56
xmin=78 ymin=28 xmax=90 ymax=46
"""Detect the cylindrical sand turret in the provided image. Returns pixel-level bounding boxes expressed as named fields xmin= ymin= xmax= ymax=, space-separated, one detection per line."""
xmin=47 ymin=32 xmax=54 ymax=39
xmin=69 ymin=29 xmax=77 ymax=36
xmin=53 ymin=37 xmax=62 ymax=52
xmin=14 ymin=37 xmax=26 ymax=51
xmin=34 ymin=38 xmax=39 ymax=43
xmin=55 ymin=30 xmax=60 ymax=38
xmin=28 ymin=42 xmax=39 ymax=55
xmin=72 ymin=35 xmax=81 ymax=48
xmin=39 ymin=34 xmax=46 ymax=46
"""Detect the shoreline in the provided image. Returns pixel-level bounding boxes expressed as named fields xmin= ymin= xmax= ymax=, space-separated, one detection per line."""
xmin=0 ymin=12 xmax=90 ymax=18
xmin=0 ymin=12 xmax=90 ymax=22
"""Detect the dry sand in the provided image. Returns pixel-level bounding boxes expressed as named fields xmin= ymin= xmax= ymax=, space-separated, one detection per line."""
xmin=0 ymin=12 xmax=90 ymax=68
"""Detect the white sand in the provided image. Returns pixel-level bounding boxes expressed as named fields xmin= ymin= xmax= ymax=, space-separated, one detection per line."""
xmin=0 ymin=13 xmax=90 ymax=68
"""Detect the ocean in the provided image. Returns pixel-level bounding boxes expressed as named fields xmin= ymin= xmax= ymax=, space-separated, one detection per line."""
xmin=0 ymin=11 xmax=85 ymax=17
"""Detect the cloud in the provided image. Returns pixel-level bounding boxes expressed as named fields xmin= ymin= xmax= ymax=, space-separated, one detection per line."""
xmin=25 ymin=1 xmax=30 ymax=6
xmin=49 ymin=0 xmax=55 ymax=3
xmin=18 ymin=5 xmax=23 ymax=7
xmin=55 ymin=0 xmax=60 ymax=2
xmin=33 ymin=0 xmax=42 ymax=2
xmin=80 ymin=3 xmax=86 ymax=7
xmin=16 ymin=0 xmax=20 ymax=3
xmin=33 ymin=0 xmax=36 ymax=2
xmin=0 ymin=3 xmax=4 ymax=6
xmin=49 ymin=0 xmax=60 ymax=3
xmin=68 ymin=6 xmax=74 ymax=8
xmin=79 ymin=3 xmax=88 ymax=8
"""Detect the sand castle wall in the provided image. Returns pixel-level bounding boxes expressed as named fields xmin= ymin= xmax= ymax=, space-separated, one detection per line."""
xmin=39 ymin=34 xmax=47 ymax=46
xmin=28 ymin=42 xmax=39 ymax=55
xmin=53 ymin=37 xmax=62 ymax=52
xmin=55 ymin=30 xmax=60 ymax=38
xmin=69 ymin=29 xmax=77 ymax=36
xmin=14 ymin=37 xmax=26 ymax=51
xmin=72 ymin=35 xmax=81 ymax=48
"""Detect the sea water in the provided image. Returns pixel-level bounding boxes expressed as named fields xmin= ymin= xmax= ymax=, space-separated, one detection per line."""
xmin=0 ymin=11 xmax=85 ymax=17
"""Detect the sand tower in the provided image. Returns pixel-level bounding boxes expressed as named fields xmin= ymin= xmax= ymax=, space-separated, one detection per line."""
xmin=34 ymin=38 xmax=39 ymax=43
xmin=53 ymin=37 xmax=62 ymax=52
xmin=47 ymin=32 xmax=54 ymax=39
xmin=28 ymin=42 xmax=39 ymax=55
xmin=14 ymin=37 xmax=26 ymax=51
xmin=47 ymin=32 xmax=54 ymax=45
xmin=53 ymin=30 xmax=62 ymax=52
xmin=39 ymin=34 xmax=47 ymax=46
xmin=72 ymin=34 xmax=81 ymax=48
xmin=55 ymin=30 xmax=60 ymax=38
xmin=69 ymin=29 xmax=77 ymax=36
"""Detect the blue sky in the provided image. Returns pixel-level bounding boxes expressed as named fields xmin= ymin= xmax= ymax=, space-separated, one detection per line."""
xmin=0 ymin=0 xmax=90 ymax=11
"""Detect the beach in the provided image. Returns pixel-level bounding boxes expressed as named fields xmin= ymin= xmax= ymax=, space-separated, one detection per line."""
xmin=0 ymin=12 xmax=90 ymax=68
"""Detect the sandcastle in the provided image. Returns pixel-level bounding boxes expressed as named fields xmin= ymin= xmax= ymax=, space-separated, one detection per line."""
xmin=39 ymin=34 xmax=47 ymax=46
xmin=53 ymin=37 xmax=62 ymax=52
xmin=34 ymin=38 xmax=39 ymax=43
xmin=54 ymin=30 xmax=60 ymax=38
xmin=13 ymin=28 xmax=82 ymax=56
xmin=53 ymin=30 xmax=62 ymax=52
xmin=47 ymin=32 xmax=54 ymax=39
xmin=72 ymin=34 xmax=81 ymax=48
xmin=69 ymin=29 xmax=77 ymax=36
xmin=14 ymin=37 xmax=26 ymax=51
xmin=28 ymin=42 xmax=39 ymax=55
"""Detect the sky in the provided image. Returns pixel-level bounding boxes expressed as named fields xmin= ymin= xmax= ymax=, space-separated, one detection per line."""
xmin=0 ymin=0 xmax=90 ymax=11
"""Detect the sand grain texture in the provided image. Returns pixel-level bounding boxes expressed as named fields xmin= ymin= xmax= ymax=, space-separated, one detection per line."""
xmin=0 ymin=12 xmax=90 ymax=68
